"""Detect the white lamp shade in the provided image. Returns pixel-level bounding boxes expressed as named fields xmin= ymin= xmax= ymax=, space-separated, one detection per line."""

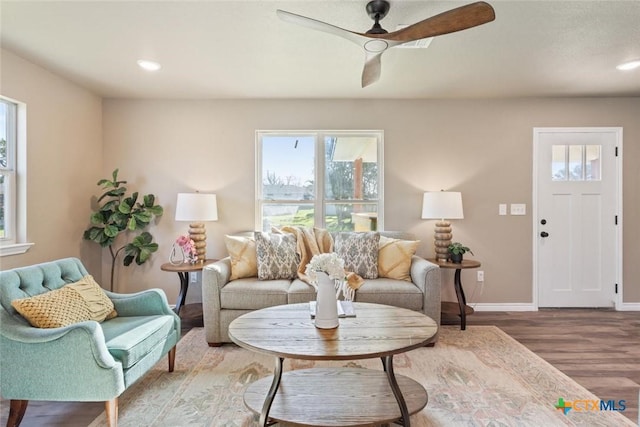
xmin=175 ymin=193 xmax=218 ymax=221
xmin=421 ymin=191 xmax=464 ymax=220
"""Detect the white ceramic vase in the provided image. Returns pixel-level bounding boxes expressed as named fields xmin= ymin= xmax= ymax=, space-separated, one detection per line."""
xmin=314 ymin=271 xmax=339 ymax=329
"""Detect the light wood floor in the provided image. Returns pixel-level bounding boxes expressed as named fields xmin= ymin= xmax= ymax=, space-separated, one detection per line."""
xmin=1 ymin=308 xmax=638 ymax=426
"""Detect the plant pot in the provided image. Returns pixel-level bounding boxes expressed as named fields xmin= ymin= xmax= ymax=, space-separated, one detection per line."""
xmin=450 ymin=253 xmax=463 ymax=263
xmin=314 ymin=272 xmax=339 ymax=329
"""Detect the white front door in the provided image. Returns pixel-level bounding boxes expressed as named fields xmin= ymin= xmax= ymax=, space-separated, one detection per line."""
xmin=534 ymin=128 xmax=621 ymax=308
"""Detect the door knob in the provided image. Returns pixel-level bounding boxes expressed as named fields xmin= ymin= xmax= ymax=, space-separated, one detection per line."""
xmin=540 ymin=231 xmax=549 ymax=238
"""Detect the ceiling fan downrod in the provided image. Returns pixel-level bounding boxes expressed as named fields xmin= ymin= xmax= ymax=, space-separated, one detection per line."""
xmin=365 ymin=0 xmax=390 ymax=34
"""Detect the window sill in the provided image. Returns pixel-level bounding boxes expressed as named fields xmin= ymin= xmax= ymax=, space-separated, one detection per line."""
xmin=0 ymin=242 xmax=35 ymax=257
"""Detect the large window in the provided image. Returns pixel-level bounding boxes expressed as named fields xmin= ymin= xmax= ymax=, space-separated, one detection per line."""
xmin=256 ymin=131 xmax=383 ymax=232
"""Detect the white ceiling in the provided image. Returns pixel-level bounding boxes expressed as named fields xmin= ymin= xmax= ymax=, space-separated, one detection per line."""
xmin=2 ymin=0 xmax=639 ymax=99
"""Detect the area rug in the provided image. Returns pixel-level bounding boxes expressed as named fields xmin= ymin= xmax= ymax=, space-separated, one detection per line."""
xmin=88 ymin=326 xmax=634 ymax=427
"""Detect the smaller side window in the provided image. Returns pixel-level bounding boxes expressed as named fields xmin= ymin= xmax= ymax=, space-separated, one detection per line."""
xmin=0 ymin=99 xmax=16 ymax=242
xmin=0 ymin=96 xmax=32 ymax=256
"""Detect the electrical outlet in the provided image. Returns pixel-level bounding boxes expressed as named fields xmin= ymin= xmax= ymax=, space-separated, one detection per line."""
xmin=190 ymin=272 xmax=198 ymax=283
xmin=477 ymin=271 xmax=484 ymax=282
xmin=499 ymin=204 xmax=507 ymax=216
xmin=510 ymin=203 xmax=526 ymax=215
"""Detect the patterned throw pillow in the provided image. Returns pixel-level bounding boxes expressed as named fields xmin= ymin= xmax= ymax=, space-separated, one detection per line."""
xmin=11 ymin=275 xmax=117 ymax=329
xmin=224 ymin=235 xmax=258 ymax=279
xmin=378 ymin=236 xmax=419 ymax=281
xmin=334 ymin=232 xmax=380 ymax=279
xmin=254 ymin=232 xmax=300 ymax=280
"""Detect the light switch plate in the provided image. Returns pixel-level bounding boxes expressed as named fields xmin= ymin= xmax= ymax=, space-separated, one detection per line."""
xmin=511 ymin=204 xmax=526 ymax=215
xmin=499 ymin=204 xmax=507 ymax=215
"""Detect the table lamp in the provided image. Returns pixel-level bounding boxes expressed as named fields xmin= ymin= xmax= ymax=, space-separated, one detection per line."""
xmin=175 ymin=193 xmax=218 ymax=263
xmin=421 ymin=191 xmax=464 ymax=261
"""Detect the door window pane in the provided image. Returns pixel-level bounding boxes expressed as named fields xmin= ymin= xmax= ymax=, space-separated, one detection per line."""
xmin=551 ymin=145 xmax=567 ymax=181
xmin=585 ymin=145 xmax=601 ymax=180
xmin=551 ymin=144 xmax=602 ymax=182
xmin=568 ymin=145 xmax=584 ymax=180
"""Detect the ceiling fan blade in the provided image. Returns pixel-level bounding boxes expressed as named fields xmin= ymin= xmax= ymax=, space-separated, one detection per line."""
xmin=276 ymin=9 xmax=368 ymax=47
xmin=362 ymin=51 xmax=383 ymax=88
xmin=378 ymin=1 xmax=496 ymax=43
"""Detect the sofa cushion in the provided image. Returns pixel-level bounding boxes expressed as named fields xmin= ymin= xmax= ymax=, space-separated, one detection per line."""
xmin=334 ymin=232 xmax=380 ymax=279
xmin=255 ymin=231 xmax=300 ymax=280
xmin=102 ymin=315 xmax=175 ymax=369
xmin=221 ymin=278 xmax=290 ymax=310
xmin=378 ymin=236 xmax=419 ymax=281
xmin=11 ymin=275 xmax=116 ymax=328
xmin=354 ymin=278 xmax=423 ymax=311
xmin=287 ymin=279 xmax=317 ymax=304
xmin=224 ymin=235 xmax=258 ymax=280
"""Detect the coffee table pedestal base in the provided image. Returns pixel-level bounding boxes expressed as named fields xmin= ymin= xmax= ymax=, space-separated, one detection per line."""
xmin=244 ymin=367 xmax=428 ymax=426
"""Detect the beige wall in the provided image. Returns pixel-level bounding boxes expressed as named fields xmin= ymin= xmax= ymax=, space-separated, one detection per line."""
xmin=0 ymin=49 xmax=103 ymax=276
xmin=102 ymin=98 xmax=640 ymax=305
xmin=2 ymin=48 xmax=637 ymax=307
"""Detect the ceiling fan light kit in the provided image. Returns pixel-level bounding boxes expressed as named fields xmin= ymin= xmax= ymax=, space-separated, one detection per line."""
xmin=276 ymin=1 xmax=496 ymax=88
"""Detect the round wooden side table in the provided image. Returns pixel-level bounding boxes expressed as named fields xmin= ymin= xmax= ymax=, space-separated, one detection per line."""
xmin=160 ymin=259 xmax=217 ymax=315
xmin=428 ymin=258 xmax=481 ymax=330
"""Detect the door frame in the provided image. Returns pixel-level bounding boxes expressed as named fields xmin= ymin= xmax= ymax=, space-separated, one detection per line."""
xmin=532 ymin=127 xmax=623 ymax=309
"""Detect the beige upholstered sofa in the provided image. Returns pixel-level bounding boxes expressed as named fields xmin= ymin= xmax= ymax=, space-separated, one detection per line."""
xmin=202 ymin=231 xmax=441 ymax=346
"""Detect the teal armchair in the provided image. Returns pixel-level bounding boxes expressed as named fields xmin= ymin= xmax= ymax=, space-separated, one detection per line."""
xmin=0 ymin=258 xmax=180 ymax=427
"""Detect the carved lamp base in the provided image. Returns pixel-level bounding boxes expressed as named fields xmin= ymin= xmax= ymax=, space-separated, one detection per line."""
xmin=188 ymin=222 xmax=207 ymax=263
xmin=434 ymin=220 xmax=453 ymax=262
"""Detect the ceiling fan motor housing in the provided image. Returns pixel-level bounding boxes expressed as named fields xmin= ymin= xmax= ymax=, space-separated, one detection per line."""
xmin=366 ymin=0 xmax=390 ymax=20
xmin=366 ymin=0 xmax=390 ymax=34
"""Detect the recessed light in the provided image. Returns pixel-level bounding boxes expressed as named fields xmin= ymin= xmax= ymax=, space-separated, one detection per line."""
xmin=616 ymin=60 xmax=640 ymax=71
xmin=137 ymin=59 xmax=161 ymax=72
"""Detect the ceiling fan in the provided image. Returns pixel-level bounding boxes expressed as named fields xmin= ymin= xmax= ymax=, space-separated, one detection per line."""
xmin=276 ymin=1 xmax=496 ymax=88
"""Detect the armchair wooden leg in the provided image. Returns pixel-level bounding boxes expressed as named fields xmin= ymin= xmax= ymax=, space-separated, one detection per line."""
xmin=105 ymin=398 xmax=118 ymax=427
xmin=168 ymin=346 xmax=176 ymax=372
xmin=7 ymin=400 xmax=28 ymax=427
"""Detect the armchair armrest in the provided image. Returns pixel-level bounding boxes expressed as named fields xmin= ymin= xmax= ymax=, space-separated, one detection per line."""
xmin=410 ymin=256 xmax=442 ymax=327
xmin=106 ymin=288 xmax=180 ymax=331
xmin=106 ymin=288 xmax=175 ymax=317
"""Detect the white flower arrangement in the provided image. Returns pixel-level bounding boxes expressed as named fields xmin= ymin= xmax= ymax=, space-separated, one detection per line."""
xmin=305 ymin=253 xmax=346 ymax=283
xmin=305 ymin=253 xmax=354 ymax=301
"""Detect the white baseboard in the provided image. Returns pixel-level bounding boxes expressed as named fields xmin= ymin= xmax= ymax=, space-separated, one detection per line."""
xmin=470 ymin=302 xmax=640 ymax=311
xmin=471 ymin=303 xmax=537 ymax=312
xmin=619 ymin=302 xmax=640 ymax=311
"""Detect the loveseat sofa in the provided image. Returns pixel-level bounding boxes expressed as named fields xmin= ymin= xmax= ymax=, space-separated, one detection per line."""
xmin=202 ymin=231 xmax=441 ymax=346
xmin=0 ymin=258 xmax=180 ymax=427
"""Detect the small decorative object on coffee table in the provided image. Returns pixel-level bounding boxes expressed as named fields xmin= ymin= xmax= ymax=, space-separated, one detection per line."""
xmin=229 ymin=303 xmax=438 ymax=427
xmin=305 ymin=253 xmax=346 ymax=329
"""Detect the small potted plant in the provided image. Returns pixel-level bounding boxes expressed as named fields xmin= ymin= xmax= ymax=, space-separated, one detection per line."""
xmin=448 ymin=242 xmax=473 ymax=263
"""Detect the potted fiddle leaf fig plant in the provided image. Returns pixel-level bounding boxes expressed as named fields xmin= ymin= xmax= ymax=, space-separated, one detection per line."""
xmin=83 ymin=169 xmax=163 ymax=291
xmin=447 ymin=242 xmax=473 ymax=264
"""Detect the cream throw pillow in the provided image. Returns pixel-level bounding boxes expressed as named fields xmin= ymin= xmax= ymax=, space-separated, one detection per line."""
xmin=378 ymin=236 xmax=419 ymax=281
xmin=224 ymin=235 xmax=258 ymax=280
xmin=11 ymin=275 xmax=117 ymax=329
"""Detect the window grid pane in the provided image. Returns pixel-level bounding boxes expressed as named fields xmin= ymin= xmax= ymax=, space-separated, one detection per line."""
xmin=551 ymin=144 xmax=602 ymax=182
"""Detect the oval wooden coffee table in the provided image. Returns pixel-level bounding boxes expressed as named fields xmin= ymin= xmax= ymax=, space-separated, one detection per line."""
xmin=228 ymin=302 xmax=438 ymax=427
